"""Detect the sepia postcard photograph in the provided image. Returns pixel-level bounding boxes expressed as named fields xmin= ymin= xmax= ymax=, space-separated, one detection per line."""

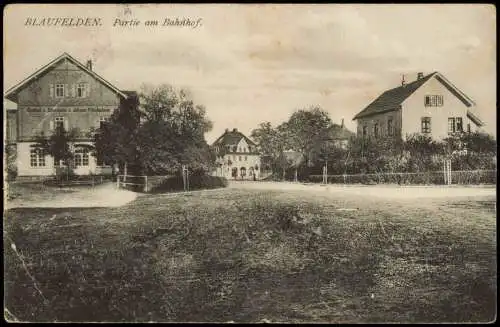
xmin=3 ymin=3 xmax=497 ymax=323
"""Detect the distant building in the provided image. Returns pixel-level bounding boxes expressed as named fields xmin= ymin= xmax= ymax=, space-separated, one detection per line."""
xmin=328 ymin=119 xmax=355 ymax=149
xmin=211 ymin=128 xmax=261 ymax=180
xmin=4 ymin=52 xmax=139 ymax=178
xmin=353 ymin=72 xmax=484 ymax=140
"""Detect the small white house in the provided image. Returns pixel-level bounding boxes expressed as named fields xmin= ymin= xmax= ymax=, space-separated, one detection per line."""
xmin=353 ymin=72 xmax=485 ymax=140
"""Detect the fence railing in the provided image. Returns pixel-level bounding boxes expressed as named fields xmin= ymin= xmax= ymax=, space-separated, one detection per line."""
xmin=43 ymin=175 xmax=107 ymax=187
xmin=308 ymin=169 xmax=496 ymax=185
xmin=117 ymin=175 xmax=148 ymax=191
xmin=116 ymin=175 xmax=176 ymax=192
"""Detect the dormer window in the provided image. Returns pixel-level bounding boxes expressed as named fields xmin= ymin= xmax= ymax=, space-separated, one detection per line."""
xmin=424 ymin=95 xmax=444 ymax=107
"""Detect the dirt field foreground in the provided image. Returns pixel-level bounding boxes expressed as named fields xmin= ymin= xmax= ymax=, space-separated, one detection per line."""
xmin=3 ymin=180 xmax=496 ymax=323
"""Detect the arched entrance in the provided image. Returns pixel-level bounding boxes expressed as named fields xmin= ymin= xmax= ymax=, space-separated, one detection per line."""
xmin=240 ymin=167 xmax=246 ymax=179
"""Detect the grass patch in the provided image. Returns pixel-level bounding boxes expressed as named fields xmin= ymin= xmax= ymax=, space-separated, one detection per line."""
xmin=3 ymin=189 xmax=496 ymax=322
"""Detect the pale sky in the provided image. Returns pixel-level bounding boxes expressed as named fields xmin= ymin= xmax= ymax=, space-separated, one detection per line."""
xmin=3 ymin=4 xmax=496 ymax=143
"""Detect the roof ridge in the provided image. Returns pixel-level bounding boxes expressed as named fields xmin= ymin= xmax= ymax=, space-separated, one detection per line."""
xmin=353 ymin=72 xmax=437 ymax=120
xmin=5 ymin=52 xmax=128 ymax=101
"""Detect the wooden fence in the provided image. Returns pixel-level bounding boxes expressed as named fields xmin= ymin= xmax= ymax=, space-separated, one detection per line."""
xmin=308 ymin=169 xmax=496 ymax=185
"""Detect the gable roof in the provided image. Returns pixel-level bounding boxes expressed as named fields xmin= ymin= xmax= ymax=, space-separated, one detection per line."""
xmin=212 ymin=129 xmax=257 ymax=147
xmin=353 ymin=72 xmax=476 ymax=120
xmin=4 ymin=52 xmax=128 ymax=102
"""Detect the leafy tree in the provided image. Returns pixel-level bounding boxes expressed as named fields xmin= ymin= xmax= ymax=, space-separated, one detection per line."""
xmin=92 ymin=97 xmax=141 ymax=176
xmin=284 ymin=106 xmax=333 ymax=166
xmin=34 ymin=125 xmax=79 ymax=180
xmin=403 ymin=134 xmax=443 ymax=172
xmin=251 ymin=122 xmax=289 ymax=174
xmin=136 ymin=84 xmax=215 ymax=175
xmin=460 ymin=132 xmax=496 ymax=155
xmin=444 ymin=132 xmax=497 ymax=170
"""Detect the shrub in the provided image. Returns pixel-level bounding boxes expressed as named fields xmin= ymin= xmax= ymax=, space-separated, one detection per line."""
xmin=149 ymin=174 xmax=228 ymax=193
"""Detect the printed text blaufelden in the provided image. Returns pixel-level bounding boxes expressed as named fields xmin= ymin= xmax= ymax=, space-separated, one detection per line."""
xmin=24 ymin=17 xmax=103 ymax=27
xmin=23 ymin=17 xmax=203 ymax=29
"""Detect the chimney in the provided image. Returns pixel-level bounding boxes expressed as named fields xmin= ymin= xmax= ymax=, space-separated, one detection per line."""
xmin=401 ymin=74 xmax=406 ymax=87
xmin=225 ymin=128 xmax=229 ymax=133
xmin=417 ymin=72 xmax=424 ymax=80
xmin=341 ymin=118 xmax=345 ymax=129
xmin=233 ymin=128 xmax=238 ymax=132
xmin=86 ymin=60 xmax=92 ymax=71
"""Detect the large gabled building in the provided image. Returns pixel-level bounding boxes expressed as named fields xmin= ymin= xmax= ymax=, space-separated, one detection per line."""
xmin=353 ymin=72 xmax=485 ymax=140
xmin=4 ymin=52 xmax=139 ymax=178
xmin=211 ymin=128 xmax=261 ymax=180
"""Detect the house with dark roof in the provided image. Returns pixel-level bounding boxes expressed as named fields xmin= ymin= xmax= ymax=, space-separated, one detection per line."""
xmin=4 ymin=52 xmax=139 ymax=178
xmin=211 ymin=128 xmax=261 ymax=180
xmin=353 ymin=72 xmax=484 ymax=140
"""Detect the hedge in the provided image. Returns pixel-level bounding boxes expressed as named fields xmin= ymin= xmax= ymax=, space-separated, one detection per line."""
xmin=148 ymin=174 xmax=228 ymax=193
xmin=307 ymin=170 xmax=496 ymax=185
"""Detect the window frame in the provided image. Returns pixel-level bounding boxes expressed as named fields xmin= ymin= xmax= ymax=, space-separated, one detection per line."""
xmin=421 ymin=117 xmax=431 ymax=134
xmin=74 ymin=147 xmax=90 ymax=167
xmin=448 ymin=118 xmax=456 ymax=134
xmin=55 ymin=84 xmax=65 ymax=98
xmin=30 ymin=148 xmax=46 ymax=168
xmin=76 ymin=83 xmax=87 ymax=98
xmin=448 ymin=117 xmax=464 ymax=134
xmin=456 ymin=117 xmax=463 ymax=132
xmin=54 ymin=116 xmax=65 ymax=130
xmin=98 ymin=116 xmax=109 ymax=129
xmin=424 ymin=95 xmax=444 ymax=107
xmin=387 ymin=118 xmax=394 ymax=136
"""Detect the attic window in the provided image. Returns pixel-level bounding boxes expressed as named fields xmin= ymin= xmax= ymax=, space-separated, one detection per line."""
xmin=77 ymin=83 xmax=88 ymax=98
xmin=424 ymin=95 xmax=443 ymax=107
xmin=55 ymin=84 xmax=65 ymax=98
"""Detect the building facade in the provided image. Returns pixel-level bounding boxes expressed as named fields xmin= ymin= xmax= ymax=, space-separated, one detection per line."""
xmin=4 ymin=52 xmax=138 ymax=177
xmin=211 ymin=128 xmax=261 ymax=180
xmin=353 ymin=72 xmax=484 ymax=140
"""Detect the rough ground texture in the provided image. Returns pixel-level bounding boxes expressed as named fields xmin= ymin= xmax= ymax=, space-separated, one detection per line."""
xmin=3 ymin=182 xmax=496 ymax=323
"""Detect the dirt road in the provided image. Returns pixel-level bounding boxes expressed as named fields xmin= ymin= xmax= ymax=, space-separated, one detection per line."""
xmin=228 ymin=181 xmax=496 ymax=200
xmin=5 ymin=182 xmax=139 ymax=209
